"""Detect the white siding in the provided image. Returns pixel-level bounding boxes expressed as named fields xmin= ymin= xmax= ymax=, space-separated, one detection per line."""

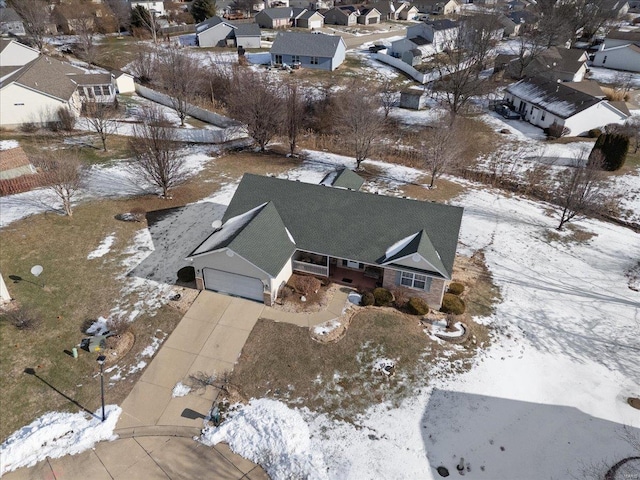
xmin=563 ymin=103 xmax=627 ymax=136
xmin=270 ymin=258 xmax=293 ymax=302
xmin=0 ymin=42 xmax=39 ymax=67
xmin=0 ymin=84 xmax=72 ymax=128
xmin=114 ymin=74 xmax=136 ymax=94
xmin=592 ymin=46 xmax=640 ymax=73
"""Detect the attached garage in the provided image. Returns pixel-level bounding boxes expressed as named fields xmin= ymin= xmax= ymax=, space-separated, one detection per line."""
xmin=203 ymin=268 xmax=264 ymax=301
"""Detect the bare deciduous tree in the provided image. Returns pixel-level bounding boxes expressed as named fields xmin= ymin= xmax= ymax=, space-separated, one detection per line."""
xmin=104 ymin=0 xmax=131 ymax=35
xmin=283 ymin=81 xmax=304 ymax=156
xmin=32 ymin=148 xmax=87 ymax=217
xmin=130 ymin=48 xmax=159 ymax=84
xmin=554 ymin=149 xmax=605 ymax=230
xmin=72 ymin=4 xmax=98 ymax=65
xmin=226 ymin=70 xmax=284 ymax=151
xmin=8 ymin=0 xmax=51 ymax=51
xmin=422 ymin=114 xmax=462 ymax=188
xmin=433 ymin=18 xmax=497 ymax=116
xmin=378 ymin=77 xmax=396 ymax=119
xmin=84 ymin=102 xmax=120 ymax=151
xmin=335 ymin=81 xmax=385 ymax=169
xmin=509 ymin=30 xmax=550 ymax=79
xmin=131 ymin=4 xmax=160 ymax=44
xmin=158 ymin=47 xmax=200 ymax=127
xmin=129 ymin=106 xmax=185 ymax=198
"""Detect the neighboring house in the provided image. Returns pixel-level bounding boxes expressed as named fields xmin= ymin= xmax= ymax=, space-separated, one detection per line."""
xmin=233 ymin=23 xmax=262 ymax=49
xmin=406 ymin=19 xmax=459 ymax=52
xmin=322 ymin=6 xmax=358 ymax=25
xmin=296 ymin=10 xmax=325 ymax=29
xmin=592 ymin=43 xmax=640 ymax=72
xmin=505 ymin=47 xmax=589 ymax=82
xmin=0 ymin=55 xmax=117 ymax=129
xmin=357 ymin=7 xmax=382 ymax=24
xmin=0 ymin=39 xmax=39 ymax=68
xmin=399 ymin=4 xmax=419 ymax=19
xmin=592 ymin=28 xmax=640 ymax=72
xmin=413 ymin=0 xmax=460 ymax=15
xmin=500 ymin=10 xmax=537 ymax=37
xmin=187 ymin=174 xmax=463 ymax=308
xmin=0 ymin=8 xmax=25 ymax=36
xmin=270 ymin=31 xmax=346 ymax=70
xmin=196 ymin=16 xmax=236 ymax=47
xmin=290 ymin=0 xmax=334 ymax=9
xmin=130 ymin=0 xmax=166 ymax=16
xmin=504 ymin=76 xmax=630 ymax=136
xmin=606 ymin=0 xmax=630 ymax=16
xmin=390 ymin=35 xmax=433 ymax=59
xmin=255 ymin=7 xmax=306 ymax=28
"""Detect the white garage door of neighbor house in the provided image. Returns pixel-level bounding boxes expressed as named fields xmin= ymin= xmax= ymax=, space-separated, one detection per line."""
xmin=309 ymin=20 xmax=323 ymax=29
xmin=203 ymin=268 xmax=264 ymax=301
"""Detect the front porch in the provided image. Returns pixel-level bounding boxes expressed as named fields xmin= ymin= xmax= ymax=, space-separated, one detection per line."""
xmin=291 ymin=251 xmax=383 ymax=291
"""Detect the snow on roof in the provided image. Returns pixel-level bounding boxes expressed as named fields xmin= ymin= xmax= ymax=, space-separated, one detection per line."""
xmin=506 ymin=76 xmax=600 ymax=119
xmin=384 ymin=231 xmax=419 ymax=260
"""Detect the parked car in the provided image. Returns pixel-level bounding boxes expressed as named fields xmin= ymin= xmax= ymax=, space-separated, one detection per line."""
xmin=369 ymin=44 xmax=386 ymax=53
xmin=496 ymin=104 xmax=521 ymax=120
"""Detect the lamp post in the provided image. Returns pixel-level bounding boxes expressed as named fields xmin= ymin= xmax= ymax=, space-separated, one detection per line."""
xmin=97 ymin=355 xmax=106 ymax=422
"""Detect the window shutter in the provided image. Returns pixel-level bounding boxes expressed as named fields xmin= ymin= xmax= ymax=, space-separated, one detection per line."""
xmin=425 ymin=277 xmax=432 ymax=292
xmin=395 ymin=270 xmax=401 ymax=285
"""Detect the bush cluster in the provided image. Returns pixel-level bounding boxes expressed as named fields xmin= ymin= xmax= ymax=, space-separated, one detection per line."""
xmin=447 ymin=282 xmax=465 ymax=295
xmin=588 ymin=128 xmax=602 ymax=138
xmin=292 ymin=275 xmax=321 ymax=296
xmin=391 ymin=287 xmax=410 ymax=309
xmin=360 ymin=291 xmax=375 ymax=306
xmin=373 ymin=287 xmax=393 ymax=306
xmin=407 ymin=297 xmax=429 ymax=315
xmin=3 ymin=307 xmax=42 ymax=330
xmin=440 ymin=293 xmax=466 ymax=315
xmin=589 ymin=133 xmax=630 ymax=171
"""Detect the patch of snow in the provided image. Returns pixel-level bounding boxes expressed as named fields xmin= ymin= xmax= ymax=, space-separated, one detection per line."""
xmin=87 ymin=233 xmax=116 ymax=259
xmin=372 ymin=358 xmax=395 ymax=376
xmin=172 ymin=382 xmax=191 ymax=398
xmin=313 ymin=319 xmax=342 ymax=336
xmin=201 ymin=399 xmax=328 ymax=480
xmin=140 ymin=334 xmax=164 ymax=357
xmin=384 ymin=231 xmax=419 ymax=260
xmin=432 ymin=321 xmax=465 ymax=338
xmin=0 ymin=406 xmax=121 ymax=475
xmin=85 ymin=316 xmax=109 ymax=335
xmin=0 ymin=140 xmax=19 ymax=150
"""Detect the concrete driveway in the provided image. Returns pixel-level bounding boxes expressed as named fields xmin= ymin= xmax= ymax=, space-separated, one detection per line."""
xmin=118 ymin=292 xmax=265 ymax=429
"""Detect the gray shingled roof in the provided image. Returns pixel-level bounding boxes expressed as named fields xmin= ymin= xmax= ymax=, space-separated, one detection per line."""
xmin=260 ymin=7 xmax=296 ymax=19
xmin=0 ymin=8 xmax=22 ymax=23
xmin=506 ymin=76 xmax=601 ymax=119
xmin=382 ymin=229 xmax=448 ymax=277
xmin=271 ymin=32 xmax=344 ymax=57
xmin=68 ymin=73 xmax=112 ymax=86
xmin=196 ymin=16 xmax=229 ymax=32
xmin=219 ymin=174 xmax=463 ymax=279
xmin=233 ymin=23 xmax=261 ymax=36
xmin=189 ymin=202 xmax=296 ymax=277
xmin=1 ymin=56 xmax=85 ymax=101
xmin=426 ymin=19 xmax=459 ymax=30
xmin=332 ymin=168 xmax=365 ymax=190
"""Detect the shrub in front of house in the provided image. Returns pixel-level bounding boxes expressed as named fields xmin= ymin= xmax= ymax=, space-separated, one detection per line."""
xmin=588 ymin=128 xmax=602 ymax=138
xmin=407 ymin=297 xmax=429 ymax=315
xmin=373 ymin=287 xmax=393 ymax=307
xmin=360 ymin=291 xmax=375 ymax=306
xmin=589 ymin=133 xmax=630 ymax=171
xmin=292 ymin=274 xmax=321 ymax=296
xmin=4 ymin=307 xmax=42 ymax=330
xmin=447 ymin=282 xmax=465 ymax=295
xmin=391 ymin=287 xmax=411 ymax=309
xmin=177 ymin=266 xmax=196 ymax=283
xmin=440 ymin=293 xmax=466 ymax=315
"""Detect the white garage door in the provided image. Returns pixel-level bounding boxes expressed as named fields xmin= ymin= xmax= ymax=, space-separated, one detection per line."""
xmin=309 ymin=20 xmax=323 ymax=29
xmin=203 ymin=268 xmax=264 ymax=302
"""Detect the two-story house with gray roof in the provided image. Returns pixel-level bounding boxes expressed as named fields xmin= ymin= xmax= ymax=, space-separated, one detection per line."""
xmin=188 ymin=173 xmax=463 ymax=308
xmin=270 ymin=32 xmax=346 ymax=70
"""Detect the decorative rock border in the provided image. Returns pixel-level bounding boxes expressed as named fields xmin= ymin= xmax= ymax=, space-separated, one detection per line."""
xmin=434 ymin=322 xmax=470 ymax=344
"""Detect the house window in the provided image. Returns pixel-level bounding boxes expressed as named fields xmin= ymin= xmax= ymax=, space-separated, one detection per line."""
xmin=310 ymin=56 xmax=319 ymax=65
xmin=399 ymin=271 xmax=431 ymax=291
xmin=602 ymin=55 xmax=607 ymax=64
xmin=541 ymin=112 xmax=545 ymax=121
xmin=79 ymin=88 xmax=87 ymax=97
xmin=101 ymin=86 xmax=111 ymax=96
xmin=530 ymin=106 xmax=534 ymax=115
xmin=275 ymin=54 xmax=283 ymax=64
xmin=93 ymin=86 xmax=102 ymax=95
xmin=292 ymin=55 xmax=300 ymax=63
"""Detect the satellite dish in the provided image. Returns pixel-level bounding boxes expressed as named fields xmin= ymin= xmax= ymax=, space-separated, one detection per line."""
xmin=31 ymin=265 xmax=43 ymax=277
xmin=212 ymin=220 xmax=222 ymax=229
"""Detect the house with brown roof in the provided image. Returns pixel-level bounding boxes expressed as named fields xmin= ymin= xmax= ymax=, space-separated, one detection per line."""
xmin=0 ymin=55 xmax=117 ymax=129
xmin=0 ymin=142 xmax=35 ymax=181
